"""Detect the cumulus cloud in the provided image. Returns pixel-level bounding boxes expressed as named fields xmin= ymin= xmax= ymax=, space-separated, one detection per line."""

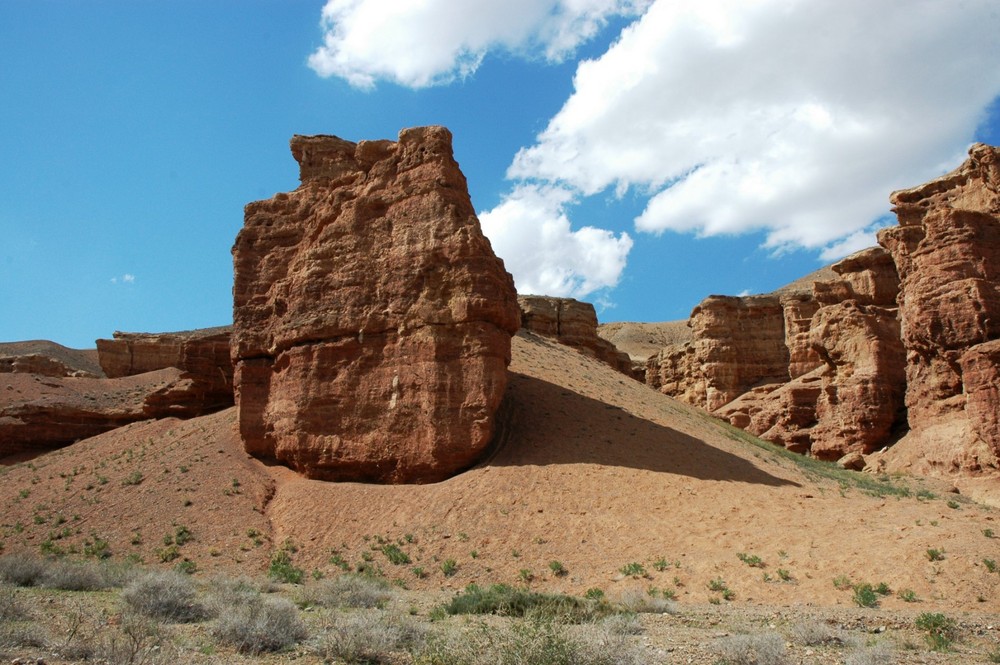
xmin=510 ymin=0 xmax=1000 ymax=257
xmin=110 ymin=273 xmax=136 ymax=285
xmin=479 ymin=184 xmax=632 ymax=297
xmin=308 ymin=0 xmax=650 ymax=88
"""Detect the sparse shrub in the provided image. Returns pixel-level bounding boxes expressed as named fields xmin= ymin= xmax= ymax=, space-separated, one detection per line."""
xmin=122 ymin=570 xmax=205 ymax=622
xmin=619 ymin=562 xmax=646 ymax=578
xmin=597 ymin=612 xmax=643 ymax=636
xmin=519 ymin=569 xmax=534 ymax=583
xmin=946 ymin=499 xmax=959 ymax=509
xmin=789 ymin=621 xmax=847 ymax=647
xmin=852 ymin=583 xmax=879 ymax=608
xmin=652 ymin=557 xmax=669 ymax=571
xmin=583 ymin=588 xmax=604 ymax=600
xmin=156 ymin=545 xmax=181 ymax=562
xmin=984 ymin=558 xmax=998 ymax=573
xmin=873 ymin=582 xmax=891 ymax=596
xmin=616 ymin=587 xmax=677 ymax=614
xmin=777 ymin=568 xmax=792 ymax=582
xmin=844 ymin=642 xmax=894 ymax=665
xmin=0 ymin=584 xmax=27 ymax=622
xmin=915 ymin=612 xmax=957 ymax=651
xmin=416 ymin=617 xmax=643 ymax=665
xmin=173 ymin=525 xmax=194 ymax=545
xmin=737 ymin=552 xmax=764 ymax=568
xmin=174 ymin=560 xmax=197 ymax=575
xmin=708 ymin=577 xmax=728 ymax=592
xmin=382 ymin=543 xmax=411 ymax=565
xmin=0 ymin=553 xmax=49 ymax=587
xmin=442 ymin=583 xmax=612 ymax=622
xmin=269 ymin=549 xmax=304 ymax=584
xmin=715 ymin=632 xmax=787 ymax=665
xmin=41 ymin=560 xmax=111 ymax=591
xmin=926 ymin=548 xmax=945 ymax=561
xmin=412 ymin=566 xmax=427 ymax=579
xmin=985 ymin=528 xmax=995 ymax=539
xmin=548 ymin=560 xmax=567 ymax=577
xmin=897 ymin=588 xmax=918 ymax=602
xmin=311 ymin=610 xmax=427 ymax=663
xmin=212 ymin=595 xmax=306 ymax=654
xmin=298 ymin=574 xmax=394 ymax=609
xmin=832 ymin=575 xmax=852 ymax=590
xmin=441 ymin=559 xmax=458 ymax=577
xmin=95 ymin=610 xmax=167 ymax=665
xmin=122 ymin=471 xmax=143 ymax=486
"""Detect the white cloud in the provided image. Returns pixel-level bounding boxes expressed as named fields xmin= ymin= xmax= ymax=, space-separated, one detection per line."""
xmin=308 ymin=0 xmax=650 ymax=89
xmin=509 ymin=0 xmax=1000 ymax=256
xmin=110 ymin=274 xmax=136 ymax=285
xmin=479 ymin=184 xmax=632 ymax=297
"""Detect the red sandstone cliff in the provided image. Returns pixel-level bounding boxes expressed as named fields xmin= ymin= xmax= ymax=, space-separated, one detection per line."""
xmin=644 ymin=144 xmax=1000 ymax=476
xmin=231 ymin=127 xmax=520 ymax=484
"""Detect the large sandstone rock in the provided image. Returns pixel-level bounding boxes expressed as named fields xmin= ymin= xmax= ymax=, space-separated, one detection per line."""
xmin=874 ymin=143 xmax=1000 ymax=473
xmin=96 ymin=327 xmax=234 ymax=413
xmin=231 ymin=126 xmax=520 ymax=483
xmin=518 ymin=296 xmax=635 ymax=377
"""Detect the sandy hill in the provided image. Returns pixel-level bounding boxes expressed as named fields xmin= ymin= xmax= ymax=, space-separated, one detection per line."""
xmin=2 ymin=331 xmax=997 ymax=616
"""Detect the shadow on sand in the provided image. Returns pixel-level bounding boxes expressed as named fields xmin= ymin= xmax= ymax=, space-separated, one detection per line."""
xmin=486 ymin=372 xmax=799 ymax=488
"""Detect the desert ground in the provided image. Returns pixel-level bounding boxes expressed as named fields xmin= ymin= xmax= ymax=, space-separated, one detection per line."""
xmin=2 ymin=331 xmax=999 ymax=663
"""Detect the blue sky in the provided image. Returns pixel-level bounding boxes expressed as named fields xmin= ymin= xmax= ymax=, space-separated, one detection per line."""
xmin=2 ymin=1 xmax=999 ymax=349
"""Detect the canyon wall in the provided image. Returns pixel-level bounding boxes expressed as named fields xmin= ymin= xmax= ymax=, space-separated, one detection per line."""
xmin=646 ymin=144 xmax=1000 ymax=474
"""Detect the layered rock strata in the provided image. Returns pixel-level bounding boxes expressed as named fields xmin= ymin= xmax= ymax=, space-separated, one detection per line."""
xmin=231 ymin=126 xmax=520 ymax=483
xmin=1 ymin=368 xmax=207 ymax=457
xmin=653 ymin=246 xmax=904 ymax=460
xmin=647 ymin=144 xmax=1000 ymax=474
xmin=96 ymin=327 xmax=234 ymax=413
xmin=873 ymin=143 xmax=1000 ymax=473
xmin=518 ymin=296 xmax=634 ymax=377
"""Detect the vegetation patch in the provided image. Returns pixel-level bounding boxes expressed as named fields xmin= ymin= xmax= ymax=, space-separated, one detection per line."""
xmin=441 ymin=583 xmax=613 ymax=623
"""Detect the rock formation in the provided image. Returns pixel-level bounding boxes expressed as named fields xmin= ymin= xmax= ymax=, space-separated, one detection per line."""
xmin=0 ymin=341 xmax=103 ymax=378
xmin=645 ymin=144 xmax=1000 ymax=475
xmin=872 ymin=143 xmax=1000 ymax=473
xmin=96 ymin=327 xmax=234 ymax=412
xmin=517 ymin=296 xmax=635 ymax=377
xmin=231 ymin=126 xmax=520 ymax=484
xmin=1 ymin=368 xmax=209 ymax=458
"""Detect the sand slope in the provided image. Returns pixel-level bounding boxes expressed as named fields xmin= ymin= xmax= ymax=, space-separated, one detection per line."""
xmin=2 ymin=331 xmax=997 ymax=614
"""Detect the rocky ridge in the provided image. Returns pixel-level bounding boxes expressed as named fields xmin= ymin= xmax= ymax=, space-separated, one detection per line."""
xmin=644 ymin=144 xmax=1000 ymax=478
xmin=231 ymin=126 xmax=520 ymax=484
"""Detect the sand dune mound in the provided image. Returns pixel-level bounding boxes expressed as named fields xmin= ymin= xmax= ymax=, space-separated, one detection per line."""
xmin=2 ymin=332 xmax=997 ymax=613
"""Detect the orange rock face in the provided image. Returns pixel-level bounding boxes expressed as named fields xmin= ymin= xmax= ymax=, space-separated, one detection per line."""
xmin=655 ymin=247 xmax=904 ymax=460
xmin=517 ymin=296 xmax=635 ymax=377
xmin=231 ymin=126 xmax=520 ymax=483
xmin=648 ymin=144 xmax=1000 ymax=474
xmin=876 ymin=143 xmax=1000 ymax=472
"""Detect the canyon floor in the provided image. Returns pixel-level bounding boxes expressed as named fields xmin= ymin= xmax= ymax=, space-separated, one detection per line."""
xmin=2 ymin=331 xmax=1000 ymax=663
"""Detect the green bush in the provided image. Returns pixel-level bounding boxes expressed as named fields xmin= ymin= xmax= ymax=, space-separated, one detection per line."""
xmin=852 ymin=583 xmax=879 ymax=608
xmin=268 ymin=550 xmax=304 ymax=584
xmin=382 ymin=543 xmax=411 ymax=565
xmin=915 ymin=612 xmax=957 ymax=651
xmin=442 ymin=583 xmax=613 ymax=623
